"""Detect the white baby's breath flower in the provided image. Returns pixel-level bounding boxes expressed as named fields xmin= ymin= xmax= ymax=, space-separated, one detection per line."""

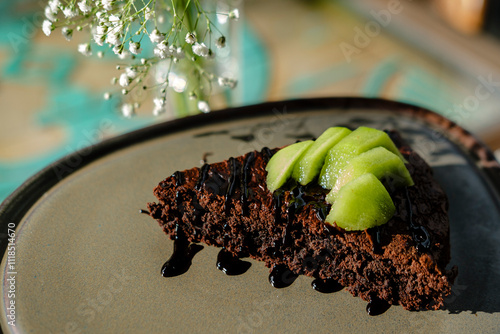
xmin=44 ymin=6 xmax=57 ymax=21
xmin=128 ymin=41 xmax=142 ymax=55
xmin=108 ymin=14 xmax=121 ymax=26
xmin=217 ymin=77 xmax=225 ymax=87
xmin=77 ymin=43 xmax=92 ymax=56
xmin=113 ymin=45 xmax=130 ymax=59
xmin=153 ymin=108 xmax=166 ymax=116
xmin=119 ymin=72 xmax=131 ymax=87
xmin=125 ymin=67 xmax=137 ymax=79
xmin=78 ymin=0 xmax=92 ymax=14
xmin=61 ymin=27 xmax=73 ymax=41
xmin=144 ymin=7 xmax=153 ymax=21
xmin=93 ymin=25 xmax=107 ymax=46
xmin=185 ymin=32 xmax=196 ymax=44
xmin=192 ymin=42 xmax=209 ymax=57
xmin=94 ymin=35 xmax=105 ymax=46
xmin=96 ymin=10 xmax=105 ymax=19
xmin=153 ymin=97 xmax=166 ymax=115
xmin=112 ymin=45 xmax=122 ymax=56
xmin=149 ymin=28 xmax=164 ymax=43
xmin=217 ymin=77 xmax=237 ymax=89
xmin=229 ymin=9 xmax=239 ymax=20
xmin=166 ymin=45 xmax=184 ymax=60
xmin=42 ymin=0 xmax=241 ymax=117
xmin=121 ymin=103 xmax=135 ymax=118
xmin=62 ymin=6 xmax=78 ymax=18
xmin=154 ymin=41 xmax=171 ymax=59
xmin=42 ymin=20 xmax=53 ymax=36
xmin=103 ymin=92 xmax=111 ymax=100
xmin=102 ymin=0 xmax=114 ymax=11
xmin=48 ymin=0 xmax=61 ymax=13
xmin=153 ymin=97 xmax=165 ymax=108
xmin=197 ymin=100 xmax=210 ymax=113
xmin=106 ymin=31 xmax=121 ymax=46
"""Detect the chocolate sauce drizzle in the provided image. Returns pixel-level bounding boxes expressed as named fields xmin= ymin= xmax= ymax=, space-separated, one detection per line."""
xmin=273 ymin=189 xmax=285 ymax=226
xmin=366 ymin=226 xmax=382 ymax=254
xmin=225 ymin=157 xmax=240 ymax=215
xmin=260 ymin=147 xmax=274 ymax=162
xmin=404 ymin=187 xmax=431 ymax=252
xmin=161 ymin=224 xmax=203 ymax=277
xmin=311 ymin=278 xmax=343 ymax=293
xmin=196 ymin=164 xmax=210 ymax=190
xmin=313 ymin=202 xmax=329 ymax=222
xmin=241 ymin=152 xmax=256 ymax=216
xmin=159 ymin=147 xmax=394 ymax=315
xmin=216 ymin=248 xmax=251 ymax=275
xmin=187 ymin=189 xmax=205 ymax=227
xmin=269 ymin=264 xmax=299 ymax=288
xmin=204 ymin=171 xmax=227 ymax=195
xmin=173 ymin=171 xmax=184 ymax=186
xmin=201 ymin=152 xmax=213 ymax=164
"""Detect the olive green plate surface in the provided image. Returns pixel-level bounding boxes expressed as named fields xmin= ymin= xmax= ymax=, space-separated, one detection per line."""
xmin=1 ymin=98 xmax=500 ymax=333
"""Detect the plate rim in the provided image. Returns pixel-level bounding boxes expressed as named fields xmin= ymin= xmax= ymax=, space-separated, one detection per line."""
xmin=0 ymin=96 xmax=499 ymax=258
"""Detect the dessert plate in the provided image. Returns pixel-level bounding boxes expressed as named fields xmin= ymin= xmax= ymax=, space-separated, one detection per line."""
xmin=1 ymin=98 xmax=499 ymax=333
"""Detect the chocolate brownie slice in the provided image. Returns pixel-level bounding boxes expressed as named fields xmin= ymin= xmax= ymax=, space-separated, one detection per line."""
xmin=147 ymin=131 xmax=457 ymax=311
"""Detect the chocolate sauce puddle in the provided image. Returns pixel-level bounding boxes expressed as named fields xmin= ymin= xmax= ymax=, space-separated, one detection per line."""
xmin=216 ymin=248 xmax=251 ymax=275
xmin=366 ymin=296 xmax=391 ymax=316
xmin=161 ymin=224 xmax=203 ymax=277
xmin=311 ymin=278 xmax=343 ymax=293
xmin=269 ymin=264 xmax=299 ymax=288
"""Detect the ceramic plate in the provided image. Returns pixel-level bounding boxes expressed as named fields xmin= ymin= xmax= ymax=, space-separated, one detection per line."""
xmin=1 ymin=98 xmax=500 ymax=333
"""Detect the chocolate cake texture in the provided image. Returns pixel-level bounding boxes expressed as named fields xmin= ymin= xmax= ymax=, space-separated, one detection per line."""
xmin=147 ymin=130 xmax=457 ymax=311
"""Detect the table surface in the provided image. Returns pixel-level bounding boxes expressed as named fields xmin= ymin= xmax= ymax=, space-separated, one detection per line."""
xmin=1 ymin=0 xmax=500 ymax=203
